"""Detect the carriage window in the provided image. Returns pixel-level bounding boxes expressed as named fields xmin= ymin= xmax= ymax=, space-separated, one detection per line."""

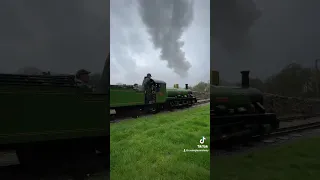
xmin=156 ymin=84 xmax=161 ymax=92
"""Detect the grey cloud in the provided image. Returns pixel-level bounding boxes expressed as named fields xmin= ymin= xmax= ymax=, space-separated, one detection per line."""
xmin=0 ymin=0 xmax=109 ymax=74
xmin=110 ymin=61 xmax=120 ymax=74
xmin=110 ymin=0 xmax=139 ymax=74
xmin=212 ymin=0 xmax=261 ymax=54
xmin=110 ymin=43 xmax=137 ymax=71
xmin=127 ymin=32 xmax=146 ymax=53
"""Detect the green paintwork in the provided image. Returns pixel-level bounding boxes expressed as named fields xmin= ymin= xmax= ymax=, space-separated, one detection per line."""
xmin=110 ymin=85 xmax=145 ymax=107
xmin=0 ymin=91 xmax=108 ymax=145
xmin=167 ymin=88 xmax=191 ymax=97
xmin=211 ymin=85 xmax=262 ymax=107
xmin=156 ymin=82 xmax=167 ymax=103
xmin=110 ymin=79 xmax=168 ymax=107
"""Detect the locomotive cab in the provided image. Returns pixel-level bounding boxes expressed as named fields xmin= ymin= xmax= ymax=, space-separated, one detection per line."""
xmin=142 ymin=78 xmax=156 ymax=105
xmin=141 ymin=77 xmax=167 ymax=105
xmin=152 ymin=79 xmax=167 ymax=104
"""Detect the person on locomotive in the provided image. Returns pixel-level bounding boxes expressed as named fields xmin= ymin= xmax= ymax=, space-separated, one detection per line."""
xmin=142 ymin=73 xmax=151 ymax=85
xmin=142 ymin=73 xmax=152 ymax=89
xmin=75 ymin=69 xmax=92 ymax=90
xmin=142 ymin=73 xmax=154 ymax=104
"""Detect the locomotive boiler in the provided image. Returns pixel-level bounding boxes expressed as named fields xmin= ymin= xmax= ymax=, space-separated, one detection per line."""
xmin=211 ymin=70 xmax=279 ymax=141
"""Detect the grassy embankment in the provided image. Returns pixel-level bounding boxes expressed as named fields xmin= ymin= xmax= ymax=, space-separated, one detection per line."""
xmin=212 ymin=137 xmax=320 ymax=180
xmin=110 ymin=105 xmax=210 ymax=180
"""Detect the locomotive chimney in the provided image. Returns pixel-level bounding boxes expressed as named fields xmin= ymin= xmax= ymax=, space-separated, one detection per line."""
xmin=185 ymin=84 xmax=188 ymax=89
xmin=241 ymin=71 xmax=250 ymax=88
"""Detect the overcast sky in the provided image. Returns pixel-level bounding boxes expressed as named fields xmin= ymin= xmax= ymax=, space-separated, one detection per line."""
xmin=110 ymin=0 xmax=210 ymax=87
xmin=0 ymin=0 xmax=109 ymax=74
xmin=212 ymin=0 xmax=320 ymax=82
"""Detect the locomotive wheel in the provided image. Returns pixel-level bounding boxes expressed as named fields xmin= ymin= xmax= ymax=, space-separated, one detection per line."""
xmin=149 ymin=106 xmax=159 ymax=114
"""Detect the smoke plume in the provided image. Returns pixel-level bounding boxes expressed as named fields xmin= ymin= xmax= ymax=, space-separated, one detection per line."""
xmin=212 ymin=0 xmax=261 ymax=53
xmin=0 ymin=0 xmax=108 ymax=74
xmin=212 ymin=0 xmax=320 ymax=82
xmin=137 ymin=0 xmax=194 ymax=77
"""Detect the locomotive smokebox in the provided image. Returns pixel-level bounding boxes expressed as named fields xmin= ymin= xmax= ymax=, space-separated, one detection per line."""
xmin=241 ymin=71 xmax=250 ymax=88
xmin=185 ymin=84 xmax=188 ymax=89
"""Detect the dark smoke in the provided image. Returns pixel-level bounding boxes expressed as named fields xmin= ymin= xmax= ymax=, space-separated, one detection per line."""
xmin=137 ymin=0 xmax=194 ymax=77
xmin=212 ymin=0 xmax=261 ymax=53
xmin=212 ymin=0 xmax=320 ymax=82
xmin=0 ymin=0 xmax=108 ymax=74
xmin=211 ymin=0 xmax=262 ymax=81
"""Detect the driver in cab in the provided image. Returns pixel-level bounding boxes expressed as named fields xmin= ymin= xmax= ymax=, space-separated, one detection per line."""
xmin=142 ymin=73 xmax=153 ymax=104
xmin=142 ymin=73 xmax=152 ymax=90
xmin=75 ymin=69 xmax=93 ymax=91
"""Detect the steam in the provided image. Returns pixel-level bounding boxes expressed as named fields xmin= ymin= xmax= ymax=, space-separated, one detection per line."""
xmin=137 ymin=0 xmax=194 ymax=77
xmin=212 ymin=0 xmax=320 ymax=82
xmin=212 ymin=0 xmax=261 ymax=53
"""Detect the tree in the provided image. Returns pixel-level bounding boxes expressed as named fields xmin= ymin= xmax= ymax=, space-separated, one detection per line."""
xmin=191 ymin=81 xmax=210 ymax=92
xmin=263 ymin=63 xmax=313 ymax=97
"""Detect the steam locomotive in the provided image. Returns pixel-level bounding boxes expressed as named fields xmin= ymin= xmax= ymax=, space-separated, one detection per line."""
xmin=110 ymin=79 xmax=197 ymax=118
xmin=211 ymin=70 xmax=279 ymax=142
xmin=0 ymin=56 xmax=110 ymax=168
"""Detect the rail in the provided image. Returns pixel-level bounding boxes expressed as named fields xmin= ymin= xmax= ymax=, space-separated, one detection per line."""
xmin=269 ymin=121 xmax=320 ymax=137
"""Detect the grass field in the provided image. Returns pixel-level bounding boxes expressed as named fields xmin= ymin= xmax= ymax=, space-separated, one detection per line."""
xmin=110 ymin=105 xmax=210 ymax=180
xmin=212 ymin=137 xmax=320 ymax=180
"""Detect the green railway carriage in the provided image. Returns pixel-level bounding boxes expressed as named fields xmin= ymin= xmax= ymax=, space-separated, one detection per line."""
xmin=211 ymin=70 xmax=279 ymax=142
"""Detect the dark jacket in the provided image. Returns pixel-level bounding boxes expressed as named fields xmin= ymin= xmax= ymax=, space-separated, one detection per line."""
xmin=142 ymin=77 xmax=151 ymax=90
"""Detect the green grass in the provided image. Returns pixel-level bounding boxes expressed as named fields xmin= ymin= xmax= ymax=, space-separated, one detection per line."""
xmin=212 ymin=137 xmax=320 ymax=180
xmin=110 ymin=105 xmax=210 ymax=180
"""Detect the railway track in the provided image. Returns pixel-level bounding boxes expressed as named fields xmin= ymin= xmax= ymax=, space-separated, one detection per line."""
xmin=268 ymin=121 xmax=320 ymax=137
xmin=110 ymin=99 xmax=210 ymax=123
xmin=278 ymin=113 xmax=320 ymax=121
xmin=213 ymin=120 xmax=320 ymax=156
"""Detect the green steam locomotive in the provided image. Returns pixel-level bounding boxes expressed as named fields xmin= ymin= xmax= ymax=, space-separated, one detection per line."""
xmin=110 ymin=78 xmax=197 ymax=118
xmin=0 ymin=50 xmax=196 ymax=167
xmin=211 ymin=70 xmax=279 ymax=142
xmin=0 ymin=56 xmax=110 ymax=168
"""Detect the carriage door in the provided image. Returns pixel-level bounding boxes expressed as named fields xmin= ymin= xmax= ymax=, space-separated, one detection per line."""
xmin=145 ymin=80 xmax=156 ymax=104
